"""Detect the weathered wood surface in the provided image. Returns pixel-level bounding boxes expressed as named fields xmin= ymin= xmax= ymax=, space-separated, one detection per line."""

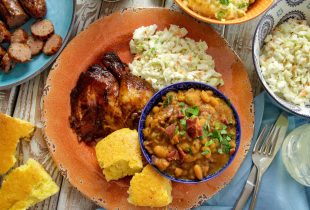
xmin=0 ymin=0 xmax=263 ymax=209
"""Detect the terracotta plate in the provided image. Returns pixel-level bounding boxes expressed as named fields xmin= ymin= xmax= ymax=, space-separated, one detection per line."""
xmin=42 ymin=8 xmax=254 ymax=209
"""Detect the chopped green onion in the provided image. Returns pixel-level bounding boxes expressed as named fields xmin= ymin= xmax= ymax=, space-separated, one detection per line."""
xmin=216 ymin=11 xmax=226 ymax=20
xmin=179 ymin=102 xmax=185 ymax=107
xmin=205 ymin=140 xmax=214 ymax=147
xmin=221 ymin=129 xmax=228 ymax=135
xmin=201 ymin=150 xmax=210 ymax=155
xmin=184 ymin=106 xmax=200 ymax=117
xmin=175 ymin=125 xmax=179 ymax=134
xmin=218 ymin=148 xmax=224 ymax=154
xmin=238 ymin=3 xmax=249 ymax=8
xmin=180 ymin=119 xmax=187 ymax=129
xmin=179 ymin=131 xmax=186 ymax=136
xmin=220 ymin=0 xmax=230 ymax=5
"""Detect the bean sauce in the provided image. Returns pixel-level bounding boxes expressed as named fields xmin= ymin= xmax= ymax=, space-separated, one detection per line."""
xmin=143 ymin=88 xmax=237 ymax=180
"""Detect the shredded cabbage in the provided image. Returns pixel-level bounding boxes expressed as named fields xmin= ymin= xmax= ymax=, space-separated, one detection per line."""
xmin=260 ymin=19 xmax=310 ymax=106
xmin=129 ymin=25 xmax=224 ymax=90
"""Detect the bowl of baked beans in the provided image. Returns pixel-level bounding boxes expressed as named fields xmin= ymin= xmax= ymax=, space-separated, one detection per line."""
xmin=138 ymin=82 xmax=241 ymax=183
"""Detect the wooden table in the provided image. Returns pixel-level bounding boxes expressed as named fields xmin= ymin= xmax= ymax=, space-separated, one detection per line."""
xmin=0 ymin=0 xmax=264 ymax=209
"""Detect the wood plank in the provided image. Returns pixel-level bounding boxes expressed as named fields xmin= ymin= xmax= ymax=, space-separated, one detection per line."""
xmin=0 ymin=88 xmax=18 ymax=115
xmin=163 ymin=0 xmax=225 ymax=36
xmin=57 ymin=180 xmax=98 ymax=210
xmin=224 ymin=16 xmax=263 ymax=96
xmin=10 ymin=0 xmax=103 ymax=210
xmin=99 ymin=0 xmax=165 ymax=17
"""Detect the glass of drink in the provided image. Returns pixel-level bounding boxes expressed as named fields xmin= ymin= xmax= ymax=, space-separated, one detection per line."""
xmin=282 ymin=124 xmax=310 ymax=187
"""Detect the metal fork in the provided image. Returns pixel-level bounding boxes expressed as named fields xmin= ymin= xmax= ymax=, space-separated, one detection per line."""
xmin=233 ymin=126 xmax=267 ymax=210
xmin=249 ymin=122 xmax=282 ymax=210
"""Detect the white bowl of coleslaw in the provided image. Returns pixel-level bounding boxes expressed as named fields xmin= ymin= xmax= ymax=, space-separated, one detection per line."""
xmin=253 ymin=0 xmax=310 ymax=118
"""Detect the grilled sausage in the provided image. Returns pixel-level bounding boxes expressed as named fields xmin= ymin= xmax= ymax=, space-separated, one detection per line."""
xmin=19 ymin=0 xmax=47 ymax=18
xmin=43 ymin=34 xmax=62 ymax=55
xmin=11 ymin=28 xmax=29 ymax=43
xmin=31 ymin=19 xmax=54 ymax=40
xmin=8 ymin=43 xmax=32 ymax=63
xmin=27 ymin=35 xmax=44 ymax=56
xmin=0 ymin=20 xmax=11 ymax=43
xmin=0 ymin=0 xmax=29 ymax=28
xmin=0 ymin=53 xmax=12 ymax=72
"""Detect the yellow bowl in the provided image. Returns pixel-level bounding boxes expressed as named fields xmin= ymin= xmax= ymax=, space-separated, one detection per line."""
xmin=174 ymin=0 xmax=274 ymax=25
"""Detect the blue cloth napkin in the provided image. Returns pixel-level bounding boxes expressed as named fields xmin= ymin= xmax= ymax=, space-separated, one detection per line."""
xmin=97 ymin=92 xmax=310 ymax=210
xmin=197 ymin=92 xmax=310 ymax=210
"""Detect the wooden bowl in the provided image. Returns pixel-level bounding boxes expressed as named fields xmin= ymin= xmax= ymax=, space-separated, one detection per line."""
xmin=42 ymin=8 xmax=254 ymax=209
xmin=174 ymin=0 xmax=274 ymax=25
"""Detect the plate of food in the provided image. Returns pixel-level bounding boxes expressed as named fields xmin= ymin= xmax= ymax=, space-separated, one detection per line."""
xmin=42 ymin=8 xmax=254 ymax=209
xmin=174 ymin=0 xmax=273 ymax=25
xmin=0 ymin=0 xmax=75 ymax=90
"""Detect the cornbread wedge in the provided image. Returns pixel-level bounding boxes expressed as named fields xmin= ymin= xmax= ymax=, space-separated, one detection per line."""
xmin=95 ymin=128 xmax=143 ymax=181
xmin=0 ymin=158 xmax=59 ymax=210
xmin=0 ymin=113 xmax=35 ymax=175
xmin=128 ymin=165 xmax=172 ymax=207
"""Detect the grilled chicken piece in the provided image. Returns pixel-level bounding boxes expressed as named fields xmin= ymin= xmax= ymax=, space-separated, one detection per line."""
xmin=102 ymin=52 xmax=155 ymax=128
xmin=70 ymin=52 xmax=154 ymax=142
xmin=69 ymin=64 xmax=124 ymax=142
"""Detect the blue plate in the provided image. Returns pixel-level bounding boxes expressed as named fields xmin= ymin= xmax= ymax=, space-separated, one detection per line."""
xmin=0 ymin=0 xmax=76 ymax=90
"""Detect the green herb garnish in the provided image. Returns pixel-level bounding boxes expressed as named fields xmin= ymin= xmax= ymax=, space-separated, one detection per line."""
xmin=180 ymin=119 xmax=187 ymax=129
xmin=220 ymin=0 xmax=230 ymax=5
xmin=221 ymin=129 xmax=228 ymax=135
xmin=201 ymin=150 xmax=210 ymax=155
xmin=175 ymin=125 xmax=179 ymax=134
xmin=179 ymin=102 xmax=185 ymax=107
xmin=184 ymin=107 xmax=200 ymax=117
xmin=202 ymin=126 xmax=208 ymax=139
xmin=238 ymin=2 xmax=249 ymax=8
xmin=216 ymin=11 xmax=226 ymax=20
xmin=163 ymin=95 xmax=173 ymax=108
xmin=218 ymin=148 xmax=224 ymax=154
xmin=179 ymin=131 xmax=186 ymax=136
xmin=205 ymin=140 xmax=214 ymax=147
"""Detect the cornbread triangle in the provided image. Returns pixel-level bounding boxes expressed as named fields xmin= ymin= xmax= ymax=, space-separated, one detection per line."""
xmin=0 ymin=158 xmax=59 ymax=210
xmin=0 ymin=112 xmax=35 ymax=175
xmin=95 ymin=128 xmax=143 ymax=182
xmin=128 ymin=165 xmax=172 ymax=207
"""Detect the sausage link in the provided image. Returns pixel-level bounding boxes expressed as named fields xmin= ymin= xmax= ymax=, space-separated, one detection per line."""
xmin=19 ymin=0 xmax=47 ymax=18
xmin=0 ymin=0 xmax=29 ymax=28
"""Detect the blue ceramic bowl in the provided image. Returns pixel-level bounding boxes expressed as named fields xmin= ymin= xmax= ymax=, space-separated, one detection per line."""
xmin=0 ymin=0 xmax=76 ymax=90
xmin=253 ymin=0 xmax=310 ymax=118
xmin=138 ymin=82 xmax=241 ymax=184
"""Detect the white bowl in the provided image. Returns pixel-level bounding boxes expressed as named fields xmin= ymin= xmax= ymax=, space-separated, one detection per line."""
xmin=253 ymin=0 xmax=310 ymax=118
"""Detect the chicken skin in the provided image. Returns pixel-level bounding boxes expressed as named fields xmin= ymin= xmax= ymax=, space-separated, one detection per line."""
xmin=102 ymin=52 xmax=155 ymax=129
xmin=70 ymin=52 xmax=155 ymax=143
xmin=69 ymin=64 xmax=124 ymax=142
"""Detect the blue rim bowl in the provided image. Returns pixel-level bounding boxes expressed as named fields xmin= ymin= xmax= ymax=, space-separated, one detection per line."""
xmin=138 ymin=82 xmax=241 ymax=184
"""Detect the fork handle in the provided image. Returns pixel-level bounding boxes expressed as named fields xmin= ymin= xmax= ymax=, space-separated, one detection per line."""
xmin=233 ymin=166 xmax=257 ymax=210
xmin=250 ymin=169 xmax=262 ymax=210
